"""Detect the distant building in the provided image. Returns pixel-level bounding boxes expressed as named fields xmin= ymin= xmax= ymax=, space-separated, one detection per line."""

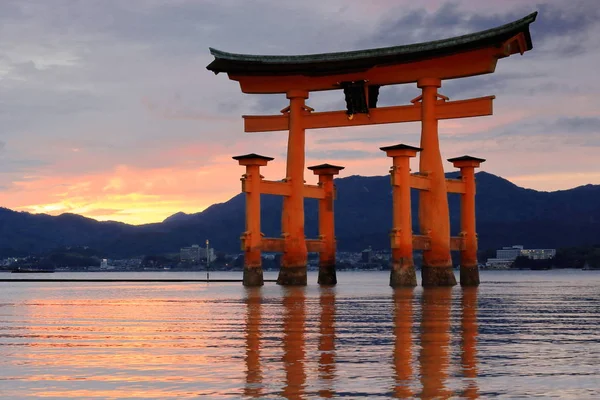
xmin=520 ymin=248 xmax=556 ymax=260
xmin=496 ymin=245 xmax=524 ymax=260
xmin=486 ymin=245 xmax=556 ymax=268
xmin=180 ymin=244 xmax=216 ymax=263
xmin=361 ymin=246 xmax=373 ymax=263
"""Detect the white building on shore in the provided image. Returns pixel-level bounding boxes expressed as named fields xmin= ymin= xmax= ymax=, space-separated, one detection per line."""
xmin=180 ymin=244 xmax=216 ymax=263
xmin=486 ymin=245 xmax=556 ymax=268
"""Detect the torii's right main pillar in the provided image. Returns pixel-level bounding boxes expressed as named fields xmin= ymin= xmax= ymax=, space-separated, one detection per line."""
xmin=417 ymin=78 xmax=456 ymax=286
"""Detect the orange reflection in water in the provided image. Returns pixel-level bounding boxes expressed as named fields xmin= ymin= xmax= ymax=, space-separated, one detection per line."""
xmin=392 ymin=288 xmax=414 ymax=398
xmin=419 ymin=287 xmax=453 ymax=399
xmin=461 ymin=287 xmax=479 ymax=399
xmin=14 ymin=293 xmax=241 ymax=398
xmin=244 ymin=287 xmax=263 ymax=398
xmin=281 ymin=287 xmax=307 ymax=400
xmin=318 ymin=287 xmax=336 ymax=398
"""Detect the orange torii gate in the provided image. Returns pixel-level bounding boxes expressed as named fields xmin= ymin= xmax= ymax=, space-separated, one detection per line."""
xmin=208 ymin=12 xmax=537 ymax=287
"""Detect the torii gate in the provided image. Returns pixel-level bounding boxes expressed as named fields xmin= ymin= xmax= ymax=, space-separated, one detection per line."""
xmin=207 ymin=12 xmax=537 ymax=287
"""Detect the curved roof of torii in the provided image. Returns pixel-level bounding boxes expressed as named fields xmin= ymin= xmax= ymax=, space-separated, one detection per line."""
xmin=207 ymin=12 xmax=537 ymax=77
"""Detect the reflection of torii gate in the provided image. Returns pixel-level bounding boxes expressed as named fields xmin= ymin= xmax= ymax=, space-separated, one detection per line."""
xmin=207 ymin=12 xmax=537 ymax=287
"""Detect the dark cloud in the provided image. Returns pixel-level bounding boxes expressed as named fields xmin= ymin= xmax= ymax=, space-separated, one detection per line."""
xmin=554 ymin=117 xmax=600 ymax=133
xmin=251 ymin=94 xmax=287 ymax=114
xmin=534 ymin=1 xmax=599 ymax=38
xmin=360 ymin=1 xmax=599 ymax=56
xmin=442 ymin=115 xmax=600 ymax=152
xmin=3 ymin=158 xmax=51 ymax=173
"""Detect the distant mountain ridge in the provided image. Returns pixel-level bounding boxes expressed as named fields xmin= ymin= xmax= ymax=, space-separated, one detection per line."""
xmin=1 ymin=172 xmax=599 ymax=257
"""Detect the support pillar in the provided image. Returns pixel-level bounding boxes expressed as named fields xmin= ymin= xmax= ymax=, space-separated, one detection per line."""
xmin=417 ymin=78 xmax=456 ymax=286
xmin=279 ymin=90 xmax=310 ymax=285
xmin=233 ymin=153 xmax=274 ymax=286
xmin=449 ymin=156 xmax=485 ymax=286
xmin=392 ymin=288 xmax=415 ymax=398
xmin=308 ymin=163 xmax=345 ymax=285
xmin=381 ymin=144 xmax=420 ymax=287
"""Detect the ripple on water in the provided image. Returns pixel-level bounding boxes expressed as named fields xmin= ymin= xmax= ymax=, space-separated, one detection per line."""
xmin=0 ymin=270 xmax=599 ymax=399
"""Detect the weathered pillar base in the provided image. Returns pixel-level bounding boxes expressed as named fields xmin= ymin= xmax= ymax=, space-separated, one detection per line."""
xmin=277 ymin=266 xmax=307 ymax=286
xmin=390 ymin=261 xmax=417 ymax=287
xmin=460 ymin=265 xmax=480 ymax=287
xmin=318 ymin=264 xmax=337 ymax=285
xmin=243 ymin=267 xmax=264 ymax=287
xmin=421 ymin=266 xmax=457 ymax=287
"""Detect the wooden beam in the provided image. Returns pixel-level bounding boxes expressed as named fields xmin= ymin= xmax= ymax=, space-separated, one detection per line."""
xmin=245 ymin=114 xmax=288 ymax=132
xmin=259 ymin=180 xmax=291 ymax=196
xmin=306 ymin=239 xmax=323 ymax=253
xmin=413 ymin=235 xmax=431 ymax=251
xmin=242 ymin=180 xmax=325 ymax=199
xmin=304 ymin=184 xmax=325 ymax=199
xmin=412 ymin=235 xmax=463 ymax=250
xmin=410 ymin=174 xmax=431 ymax=191
xmin=446 ymin=179 xmax=466 ymax=194
xmin=261 ymin=237 xmax=285 ymax=253
xmin=244 ymin=96 xmax=494 ymax=132
xmin=259 ymin=237 xmax=323 ymax=253
xmin=436 ymin=96 xmax=494 ymax=120
xmin=450 ymin=236 xmax=465 ymax=251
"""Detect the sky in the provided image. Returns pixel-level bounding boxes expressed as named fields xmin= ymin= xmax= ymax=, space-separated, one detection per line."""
xmin=1 ymin=0 xmax=599 ymax=225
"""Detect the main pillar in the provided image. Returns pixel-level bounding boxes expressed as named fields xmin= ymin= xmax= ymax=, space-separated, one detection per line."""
xmin=420 ymin=288 xmax=453 ymax=398
xmin=279 ymin=90 xmax=309 ymax=285
xmin=308 ymin=164 xmax=344 ymax=285
xmin=381 ymin=144 xmax=420 ymax=287
xmin=233 ymin=153 xmax=273 ymax=286
xmin=282 ymin=287 xmax=307 ymax=398
xmin=449 ymin=156 xmax=485 ymax=286
xmin=417 ymin=78 xmax=456 ymax=286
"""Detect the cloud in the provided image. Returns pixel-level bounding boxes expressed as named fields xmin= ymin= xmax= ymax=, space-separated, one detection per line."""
xmin=1 ymin=0 xmax=599 ymax=224
xmin=360 ymin=1 xmax=600 ymax=51
xmin=553 ymin=117 xmax=600 ymax=133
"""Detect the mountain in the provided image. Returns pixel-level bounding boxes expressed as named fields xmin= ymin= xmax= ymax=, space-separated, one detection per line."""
xmin=1 ymin=172 xmax=599 ymax=257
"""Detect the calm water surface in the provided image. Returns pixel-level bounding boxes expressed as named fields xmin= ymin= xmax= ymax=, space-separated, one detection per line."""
xmin=0 ymin=270 xmax=599 ymax=399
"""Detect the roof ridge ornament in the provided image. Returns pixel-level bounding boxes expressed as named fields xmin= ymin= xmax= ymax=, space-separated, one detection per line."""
xmin=280 ymin=104 xmax=314 ymax=114
xmin=411 ymin=93 xmax=449 ymax=104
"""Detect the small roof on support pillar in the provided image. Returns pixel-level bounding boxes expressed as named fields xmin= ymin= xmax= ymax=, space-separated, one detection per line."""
xmin=233 ymin=153 xmax=274 ymax=166
xmin=307 ymin=163 xmax=345 ymax=171
xmin=232 ymin=153 xmax=274 ymax=161
xmin=308 ymin=163 xmax=345 ymax=175
xmin=447 ymin=155 xmax=486 ymax=163
xmin=380 ymin=143 xmax=422 ymax=158
xmin=380 ymin=144 xmax=423 ymax=152
xmin=448 ymin=155 xmax=486 ymax=168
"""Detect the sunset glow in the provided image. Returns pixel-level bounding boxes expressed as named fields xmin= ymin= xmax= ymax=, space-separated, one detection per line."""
xmin=1 ymin=0 xmax=599 ymax=224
